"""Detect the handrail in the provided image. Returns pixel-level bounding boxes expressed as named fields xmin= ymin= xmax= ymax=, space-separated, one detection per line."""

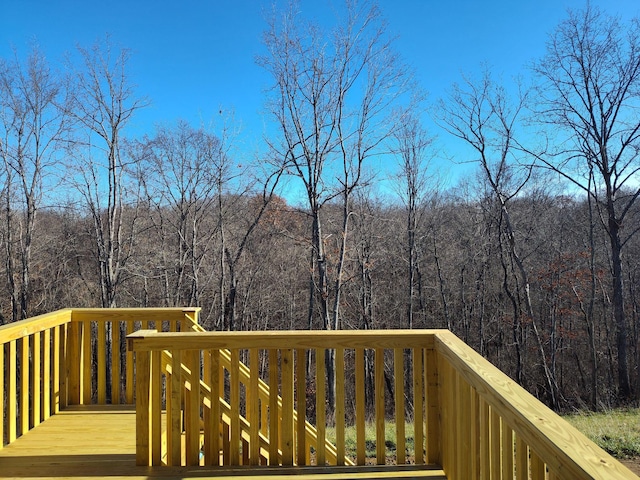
xmin=128 ymin=328 xmax=637 ymax=478
xmin=434 ymin=331 xmax=634 ymax=479
xmin=0 ymin=307 xmax=200 ymax=449
xmin=128 ymin=329 xmax=442 ymax=468
xmin=0 ymin=309 xmax=73 ymax=447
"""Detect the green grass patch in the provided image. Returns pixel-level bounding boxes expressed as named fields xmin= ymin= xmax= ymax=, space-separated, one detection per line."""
xmin=325 ymin=421 xmax=419 ymax=461
xmin=564 ymin=408 xmax=640 ymax=459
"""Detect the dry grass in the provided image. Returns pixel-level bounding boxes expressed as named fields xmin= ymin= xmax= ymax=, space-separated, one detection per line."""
xmin=564 ymin=408 xmax=640 ymax=459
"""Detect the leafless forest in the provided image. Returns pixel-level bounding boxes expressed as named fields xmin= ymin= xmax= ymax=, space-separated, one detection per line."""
xmin=1 ymin=2 xmax=640 ymax=411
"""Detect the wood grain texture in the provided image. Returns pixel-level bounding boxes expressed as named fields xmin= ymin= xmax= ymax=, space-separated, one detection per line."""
xmin=435 ymin=330 xmax=637 ymax=479
xmin=82 ymin=320 xmax=91 ymax=404
xmin=413 ymin=348 xmax=424 ymax=465
xmin=295 ymin=348 xmax=306 ymax=466
xmin=127 ymin=330 xmax=438 ymax=352
xmin=355 ymin=347 xmax=365 ymax=466
xmin=0 ymin=309 xmax=71 ymax=343
xmin=71 ymin=307 xmax=201 ymax=324
xmin=135 ymin=350 xmax=150 ymax=466
xmin=335 ymin=347 xmax=345 ymax=467
xmin=8 ymin=340 xmax=16 ymax=443
xmin=20 ymin=336 xmax=29 ymax=435
xmin=281 ymin=349 xmax=294 ymax=466
xmin=375 ymin=348 xmax=385 ymax=465
xmin=393 ymin=348 xmax=405 ymax=465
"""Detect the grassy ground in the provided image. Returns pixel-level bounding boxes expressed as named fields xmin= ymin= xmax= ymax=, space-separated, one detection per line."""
xmin=325 ymin=408 xmax=640 ymax=464
xmin=325 ymin=422 xmax=418 ymax=461
xmin=564 ymin=408 xmax=640 ymax=459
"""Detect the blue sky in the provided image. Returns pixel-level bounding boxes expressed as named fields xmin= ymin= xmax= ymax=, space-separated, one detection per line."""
xmin=1 ymin=0 xmax=639 ymax=195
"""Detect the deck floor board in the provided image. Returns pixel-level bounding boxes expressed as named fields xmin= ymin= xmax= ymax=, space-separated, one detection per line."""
xmin=0 ymin=405 xmax=446 ymax=479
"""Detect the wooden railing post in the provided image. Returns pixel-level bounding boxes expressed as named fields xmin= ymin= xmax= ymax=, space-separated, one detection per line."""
xmin=135 ymin=347 xmax=151 ymax=466
xmin=66 ymin=320 xmax=81 ymax=405
xmin=425 ymin=347 xmax=440 ymax=465
xmin=127 ymin=329 xmax=158 ymax=466
xmin=182 ymin=308 xmax=199 ymax=331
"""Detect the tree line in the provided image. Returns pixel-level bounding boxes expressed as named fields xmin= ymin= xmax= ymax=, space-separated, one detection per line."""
xmin=1 ymin=1 xmax=639 ymax=411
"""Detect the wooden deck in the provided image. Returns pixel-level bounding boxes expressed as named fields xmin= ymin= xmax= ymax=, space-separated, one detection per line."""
xmin=0 ymin=405 xmax=447 ymax=479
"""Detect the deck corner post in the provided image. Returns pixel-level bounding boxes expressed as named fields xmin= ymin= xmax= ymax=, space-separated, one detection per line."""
xmin=66 ymin=320 xmax=82 ymax=405
xmin=426 ymin=343 xmax=441 ymax=466
xmin=135 ymin=348 xmax=151 ymax=466
xmin=182 ymin=308 xmax=200 ymax=331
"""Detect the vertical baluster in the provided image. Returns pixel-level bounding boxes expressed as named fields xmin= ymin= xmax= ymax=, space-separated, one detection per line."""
xmin=490 ymin=407 xmax=501 ymax=478
xmin=502 ymin=424 xmax=514 ymax=479
xmin=457 ymin=373 xmax=471 ymax=479
xmin=355 ymin=347 xmax=365 ymax=466
xmin=281 ymin=348 xmax=294 ymax=466
xmin=32 ymin=332 xmax=41 ymax=427
xmin=315 ymin=348 xmax=326 ymax=466
xmin=470 ymin=388 xmax=480 ymax=478
xmin=151 ymin=350 xmax=162 ymax=465
xmin=425 ymin=347 xmax=440 ymax=465
xmin=222 ymin=422 xmax=231 ymax=466
xmin=413 ymin=348 xmax=424 ymax=465
xmin=437 ymin=357 xmax=448 ymax=474
xmin=393 ymin=348 xmax=405 ymax=465
xmin=66 ymin=321 xmax=80 ymax=405
xmin=126 ymin=320 xmax=134 ymax=404
xmin=8 ymin=340 xmax=17 ymax=442
xmin=295 ymin=348 xmax=306 ymax=466
xmin=250 ymin=348 xmax=260 ymax=465
xmin=229 ymin=349 xmax=240 ymax=465
xmin=375 ymin=348 xmax=385 ymax=465
xmin=43 ymin=329 xmax=51 ymax=421
xmin=479 ymin=396 xmax=490 ymax=479
xmin=112 ymin=321 xmax=121 ymax=404
xmin=443 ymin=361 xmax=455 ymax=478
xmin=97 ymin=321 xmax=106 ymax=404
xmin=82 ymin=320 xmax=91 ymax=404
xmin=530 ymin=449 xmax=546 ymax=479
xmin=58 ymin=323 xmax=68 ymax=410
xmin=169 ymin=350 xmax=182 ymax=465
xmin=135 ymin=348 xmax=151 ymax=466
xmin=208 ymin=349 xmax=220 ymax=466
xmin=268 ymin=349 xmax=279 ymax=465
xmin=515 ymin=434 xmax=528 ymax=480
xmin=21 ymin=335 xmax=29 ymax=434
xmin=335 ymin=347 xmax=345 ymax=466
xmin=201 ymin=350 xmax=211 ymax=465
xmin=185 ymin=349 xmax=201 ymax=466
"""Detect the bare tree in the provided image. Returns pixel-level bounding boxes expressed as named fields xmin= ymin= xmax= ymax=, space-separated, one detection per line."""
xmin=260 ymin=0 xmax=411 ymax=414
xmin=391 ymin=111 xmax=435 ymax=329
xmin=532 ymin=5 xmax=640 ymax=400
xmin=0 ymin=45 xmax=69 ymax=322
xmin=137 ymin=121 xmax=227 ymax=310
xmin=67 ymin=37 xmax=147 ymax=308
xmin=437 ymin=70 xmax=561 ymax=408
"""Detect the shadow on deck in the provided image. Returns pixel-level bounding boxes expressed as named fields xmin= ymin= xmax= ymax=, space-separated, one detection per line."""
xmin=0 ymin=406 xmax=446 ymax=479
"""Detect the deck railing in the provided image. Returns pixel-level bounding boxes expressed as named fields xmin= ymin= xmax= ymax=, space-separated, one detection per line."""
xmin=128 ymin=328 xmax=635 ymax=479
xmin=1 ymin=309 xmax=636 ymax=479
xmin=0 ymin=307 xmax=199 ymax=448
